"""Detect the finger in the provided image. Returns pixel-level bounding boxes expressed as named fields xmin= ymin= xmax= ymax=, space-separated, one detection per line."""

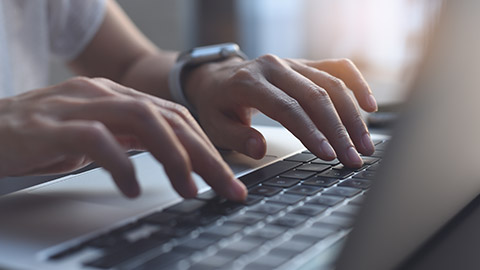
xmin=92 ymin=78 xmax=220 ymax=155
xmin=54 ymin=120 xmax=140 ymax=198
xmin=235 ymin=78 xmax=338 ymax=162
xmin=304 ymin=59 xmax=378 ymax=112
xmin=160 ymin=109 xmax=247 ymax=201
xmin=206 ymin=113 xmax=267 ymax=160
xmin=64 ymin=98 xmax=198 ymax=198
xmin=266 ymin=67 xmax=364 ymax=167
xmin=289 ymin=64 xmax=375 ymax=155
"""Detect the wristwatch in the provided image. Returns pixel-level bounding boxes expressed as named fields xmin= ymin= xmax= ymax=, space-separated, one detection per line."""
xmin=168 ymin=43 xmax=248 ymax=115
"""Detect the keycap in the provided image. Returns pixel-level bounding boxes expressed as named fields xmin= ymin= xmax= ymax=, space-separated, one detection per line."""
xmin=241 ymin=194 xmax=263 ymax=205
xmin=348 ymin=195 xmax=365 ymax=205
xmin=177 ymin=235 xmax=218 ymax=250
xmin=268 ymin=194 xmax=305 ymax=205
xmin=323 ymin=187 xmax=361 ymax=198
xmin=271 ymin=239 xmax=314 ymax=254
xmin=239 ymin=161 xmax=301 ymax=187
xmin=286 ymin=185 xmax=323 ymax=196
xmin=245 ymin=254 xmax=289 ymax=269
xmin=223 ymin=237 xmax=264 ymax=253
xmin=284 ymin=153 xmax=317 ymax=163
xmin=293 ymin=227 xmax=336 ymax=241
xmin=249 ymin=202 xmax=286 ymax=215
xmin=311 ymin=158 xmax=340 ymax=165
xmin=307 ymin=195 xmax=344 ymax=207
xmin=248 ymin=225 xmax=286 ymax=240
xmin=280 ymin=170 xmax=316 ymax=180
xmin=87 ymin=233 xmax=129 ymax=249
xmin=196 ymin=189 xmax=218 ymax=201
xmin=272 ymin=213 xmax=309 ymax=228
xmin=263 ymin=177 xmax=300 ymax=188
xmin=361 ymin=156 xmax=380 ymax=165
xmin=317 ymin=169 xmax=353 ymax=179
xmin=303 ymin=176 xmax=339 ymax=187
xmin=355 ymin=171 xmax=377 ymax=180
xmin=208 ymin=201 xmax=244 ymax=215
xmin=314 ymin=215 xmax=354 ymax=229
xmin=141 ymin=211 xmax=179 ymax=226
xmin=292 ymin=204 xmax=327 ymax=217
xmin=334 ymin=204 xmax=362 ymax=217
xmin=226 ymin=212 xmax=265 ymax=225
xmin=189 ymin=254 xmax=234 ymax=270
xmin=339 ymin=179 xmax=371 ymax=189
xmin=296 ymin=163 xmax=331 ymax=172
xmin=203 ymin=224 xmax=243 ymax=237
xmin=249 ymin=185 xmax=282 ymax=197
xmin=131 ymin=251 xmax=186 ymax=270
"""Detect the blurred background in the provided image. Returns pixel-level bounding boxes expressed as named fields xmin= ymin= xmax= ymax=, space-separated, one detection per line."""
xmin=50 ymin=0 xmax=442 ymax=126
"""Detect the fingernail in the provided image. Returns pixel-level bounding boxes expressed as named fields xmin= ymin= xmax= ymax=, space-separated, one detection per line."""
xmin=320 ymin=140 xmax=336 ymax=159
xmin=347 ymin=146 xmax=363 ymax=167
xmin=361 ymin=133 xmax=375 ymax=153
xmin=246 ymin=137 xmax=261 ymax=158
xmin=228 ymin=179 xmax=247 ymax=201
xmin=367 ymin=94 xmax=378 ymax=111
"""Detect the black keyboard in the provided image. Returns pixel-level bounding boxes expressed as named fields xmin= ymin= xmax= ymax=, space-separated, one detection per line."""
xmin=49 ymin=139 xmax=388 ymax=270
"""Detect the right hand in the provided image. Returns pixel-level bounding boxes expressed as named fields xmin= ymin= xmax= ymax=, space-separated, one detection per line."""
xmin=0 ymin=77 xmax=246 ymax=200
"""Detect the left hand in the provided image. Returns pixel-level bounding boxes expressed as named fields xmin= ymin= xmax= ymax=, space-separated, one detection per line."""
xmin=183 ymin=55 xmax=378 ymax=168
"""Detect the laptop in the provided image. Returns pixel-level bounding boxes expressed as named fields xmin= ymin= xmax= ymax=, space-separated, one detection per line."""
xmin=0 ymin=1 xmax=478 ymax=269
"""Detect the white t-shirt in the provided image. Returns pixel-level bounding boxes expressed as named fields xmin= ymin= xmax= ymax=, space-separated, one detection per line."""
xmin=0 ymin=0 xmax=106 ymax=97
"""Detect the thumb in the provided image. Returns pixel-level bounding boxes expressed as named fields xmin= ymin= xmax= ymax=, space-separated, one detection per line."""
xmin=209 ymin=116 xmax=267 ymax=159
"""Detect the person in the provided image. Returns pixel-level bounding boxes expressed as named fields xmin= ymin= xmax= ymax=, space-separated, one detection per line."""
xmin=0 ymin=0 xmax=377 ymax=202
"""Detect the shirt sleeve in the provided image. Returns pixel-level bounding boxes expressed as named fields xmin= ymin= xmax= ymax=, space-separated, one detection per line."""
xmin=47 ymin=0 xmax=107 ymax=61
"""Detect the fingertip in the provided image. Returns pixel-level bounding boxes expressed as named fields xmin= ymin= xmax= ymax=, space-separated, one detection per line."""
xmin=345 ymin=146 xmax=364 ymax=168
xmin=319 ymin=140 xmax=337 ymax=160
xmin=227 ymin=178 xmax=247 ymax=201
xmin=366 ymin=94 xmax=378 ymax=112
xmin=179 ymin=177 xmax=199 ymax=199
xmin=246 ymin=135 xmax=267 ymax=159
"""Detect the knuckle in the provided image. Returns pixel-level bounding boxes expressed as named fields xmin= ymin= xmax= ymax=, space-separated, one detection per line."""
xmin=332 ymin=124 xmax=350 ymax=142
xmin=327 ymin=77 xmax=346 ymax=91
xmin=257 ymin=53 xmax=282 ymax=66
xmin=306 ymin=86 xmax=330 ymax=102
xmin=79 ymin=121 xmax=107 ymax=145
xmin=68 ymin=76 xmax=96 ymax=89
xmin=231 ymin=67 xmax=257 ymax=83
xmin=336 ymin=58 xmax=356 ymax=69
xmin=275 ymin=96 xmax=301 ymax=113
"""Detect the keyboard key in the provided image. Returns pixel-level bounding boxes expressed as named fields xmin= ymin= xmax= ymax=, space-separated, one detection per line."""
xmin=223 ymin=237 xmax=264 ymax=253
xmin=296 ymin=163 xmax=331 ymax=172
xmin=308 ymin=195 xmax=344 ymax=207
xmin=292 ymin=204 xmax=327 ymax=217
xmin=370 ymin=149 xmax=384 ymax=157
xmin=209 ymin=201 xmax=245 ymax=215
xmin=280 ymin=170 xmax=316 ymax=180
xmin=311 ymin=158 xmax=340 ymax=165
xmin=323 ymin=187 xmax=361 ymax=198
xmin=131 ymin=251 xmax=186 ymax=270
xmin=239 ymin=160 xmax=301 ymax=187
xmin=303 ymin=176 xmax=339 ymax=187
xmin=317 ymin=169 xmax=353 ymax=179
xmin=245 ymin=254 xmax=289 ymax=269
xmin=204 ymin=224 xmax=243 ymax=237
xmin=141 ymin=211 xmax=179 ymax=226
xmin=284 ymin=153 xmax=316 ymax=163
xmin=294 ymin=227 xmax=336 ymax=241
xmin=286 ymin=185 xmax=323 ymax=196
xmin=271 ymin=239 xmax=314 ymax=255
xmin=272 ymin=213 xmax=309 ymax=228
xmin=178 ymin=235 xmax=219 ymax=250
xmin=361 ymin=156 xmax=380 ymax=165
xmin=263 ymin=177 xmax=300 ymax=188
xmin=248 ymin=225 xmax=286 ymax=240
xmin=339 ymin=178 xmax=371 ymax=189
xmin=189 ymin=254 xmax=234 ymax=270
xmin=241 ymin=194 xmax=263 ymax=205
xmin=227 ymin=212 xmax=265 ymax=225
xmin=355 ymin=171 xmax=377 ymax=180
xmin=165 ymin=199 xmax=207 ymax=214
xmin=334 ymin=204 xmax=362 ymax=217
xmin=196 ymin=189 xmax=218 ymax=201
xmin=348 ymin=195 xmax=365 ymax=205
xmin=249 ymin=202 xmax=286 ymax=215
xmin=249 ymin=185 xmax=282 ymax=197
xmin=314 ymin=215 xmax=354 ymax=230
xmin=366 ymin=163 xmax=381 ymax=171
xmin=268 ymin=194 xmax=305 ymax=205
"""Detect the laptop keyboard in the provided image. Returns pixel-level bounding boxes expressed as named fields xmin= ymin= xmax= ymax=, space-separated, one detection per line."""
xmin=48 ymin=140 xmax=387 ymax=270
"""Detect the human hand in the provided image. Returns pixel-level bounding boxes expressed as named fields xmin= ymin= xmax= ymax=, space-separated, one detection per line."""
xmin=184 ymin=55 xmax=377 ymax=168
xmin=0 ymin=77 xmax=246 ymax=200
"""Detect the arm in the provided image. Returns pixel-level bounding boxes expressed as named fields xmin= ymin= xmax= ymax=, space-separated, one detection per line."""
xmin=69 ymin=0 xmax=378 ymax=168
